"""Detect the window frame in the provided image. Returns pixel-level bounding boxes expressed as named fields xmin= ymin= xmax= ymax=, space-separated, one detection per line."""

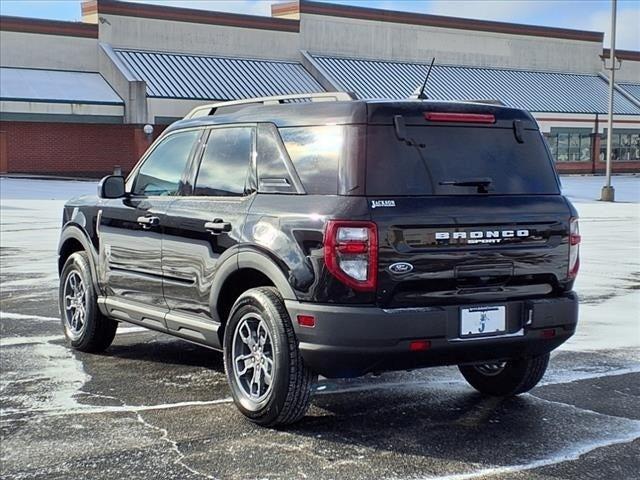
xmin=256 ymin=123 xmax=305 ymax=195
xmin=600 ymin=128 xmax=640 ymax=162
xmin=546 ymin=127 xmax=593 ymax=163
xmin=125 ymin=127 xmax=205 ymax=198
xmin=185 ymin=123 xmax=257 ymax=198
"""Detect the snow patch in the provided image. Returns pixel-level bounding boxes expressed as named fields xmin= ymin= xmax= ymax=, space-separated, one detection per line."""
xmin=0 ymin=341 xmax=89 ymax=416
xmin=0 ymin=311 xmax=60 ymax=322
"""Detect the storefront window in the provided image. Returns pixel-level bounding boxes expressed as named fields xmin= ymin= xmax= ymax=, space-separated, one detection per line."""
xmin=600 ymin=130 xmax=640 ymax=162
xmin=545 ymin=128 xmax=592 ymax=162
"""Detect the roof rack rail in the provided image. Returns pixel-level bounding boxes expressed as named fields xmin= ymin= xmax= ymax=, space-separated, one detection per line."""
xmin=184 ymin=92 xmax=355 ymax=119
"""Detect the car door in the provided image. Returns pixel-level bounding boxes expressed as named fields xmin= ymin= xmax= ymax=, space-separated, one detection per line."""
xmin=162 ymin=125 xmax=255 ymax=345
xmin=98 ymin=128 xmax=201 ymax=328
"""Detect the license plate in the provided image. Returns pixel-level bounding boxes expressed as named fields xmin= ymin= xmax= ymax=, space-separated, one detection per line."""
xmin=460 ymin=306 xmax=506 ymax=337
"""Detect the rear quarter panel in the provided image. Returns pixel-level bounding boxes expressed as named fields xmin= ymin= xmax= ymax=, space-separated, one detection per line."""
xmin=244 ymin=194 xmax=373 ymax=303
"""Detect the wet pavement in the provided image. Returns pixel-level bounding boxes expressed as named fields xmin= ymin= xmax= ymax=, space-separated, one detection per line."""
xmin=1 ymin=176 xmax=639 ymax=479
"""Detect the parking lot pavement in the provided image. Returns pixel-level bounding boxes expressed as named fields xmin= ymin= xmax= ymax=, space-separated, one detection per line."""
xmin=1 ymin=176 xmax=639 ymax=479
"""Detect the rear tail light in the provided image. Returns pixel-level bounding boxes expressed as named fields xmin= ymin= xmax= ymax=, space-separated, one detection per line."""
xmin=568 ymin=217 xmax=581 ymax=279
xmin=324 ymin=221 xmax=378 ymax=292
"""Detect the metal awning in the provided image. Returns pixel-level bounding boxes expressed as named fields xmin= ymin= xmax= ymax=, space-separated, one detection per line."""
xmin=0 ymin=67 xmax=123 ymax=105
xmin=309 ymin=54 xmax=640 ymax=115
xmin=113 ymin=49 xmax=324 ymax=100
xmin=619 ymin=82 xmax=640 ymax=104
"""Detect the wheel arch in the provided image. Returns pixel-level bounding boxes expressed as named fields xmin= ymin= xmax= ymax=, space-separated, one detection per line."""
xmin=58 ymin=226 xmax=101 ymax=293
xmin=211 ymin=249 xmax=297 ymax=341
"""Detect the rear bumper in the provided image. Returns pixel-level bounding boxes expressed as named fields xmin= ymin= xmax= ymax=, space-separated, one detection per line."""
xmin=286 ymin=293 xmax=578 ymax=378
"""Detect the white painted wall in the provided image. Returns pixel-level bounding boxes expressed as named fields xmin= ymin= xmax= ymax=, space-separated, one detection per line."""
xmin=613 ymin=60 xmax=640 ymax=83
xmin=98 ymin=15 xmax=300 ymax=61
xmin=147 ymin=97 xmax=214 ymax=124
xmin=0 ymin=100 xmax=123 ymax=117
xmin=535 ymin=113 xmax=640 ymax=133
xmin=299 ymin=14 xmax=603 ymax=74
xmin=0 ymin=31 xmax=98 ymax=71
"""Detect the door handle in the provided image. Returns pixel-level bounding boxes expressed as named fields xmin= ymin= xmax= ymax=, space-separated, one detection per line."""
xmin=204 ymin=219 xmax=232 ymax=234
xmin=137 ymin=215 xmax=160 ymax=229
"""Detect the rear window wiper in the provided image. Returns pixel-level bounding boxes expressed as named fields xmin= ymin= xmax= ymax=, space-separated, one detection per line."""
xmin=393 ymin=115 xmax=435 ymax=192
xmin=439 ymin=177 xmax=493 ymax=193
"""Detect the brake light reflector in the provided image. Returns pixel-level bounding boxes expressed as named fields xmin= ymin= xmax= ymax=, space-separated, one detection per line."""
xmin=542 ymin=329 xmax=556 ymax=339
xmin=409 ymin=340 xmax=431 ymax=352
xmin=424 ymin=112 xmax=496 ymax=124
xmin=568 ymin=218 xmax=581 ymax=279
xmin=297 ymin=315 xmax=316 ymax=328
xmin=324 ymin=221 xmax=378 ymax=291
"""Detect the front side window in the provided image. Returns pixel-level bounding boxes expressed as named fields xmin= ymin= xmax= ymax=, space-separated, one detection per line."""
xmin=194 ymin=127 xmax=254 ymax=196
xmin=132 ymin=130 xmax=199 ymax=196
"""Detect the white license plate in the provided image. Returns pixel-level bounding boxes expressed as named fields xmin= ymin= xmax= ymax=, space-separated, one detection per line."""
xmin=460 ymin=306 xmax=506 ymax=337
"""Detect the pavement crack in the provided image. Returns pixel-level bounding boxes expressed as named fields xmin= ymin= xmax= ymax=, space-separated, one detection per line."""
xmin=134 ymin=411 xmax=217 ymax=480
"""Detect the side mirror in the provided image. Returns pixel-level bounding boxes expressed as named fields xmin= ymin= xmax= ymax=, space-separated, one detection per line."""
xmin=98 ymin=175 xmax=126 ymax=199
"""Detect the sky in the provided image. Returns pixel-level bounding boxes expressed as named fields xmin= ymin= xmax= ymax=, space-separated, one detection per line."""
xmin=0 ymin=0 xmax=638 ymax=50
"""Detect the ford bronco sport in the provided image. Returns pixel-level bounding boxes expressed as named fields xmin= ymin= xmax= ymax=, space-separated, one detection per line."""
xmin=58 ymin=92 xmax=580 ymax=426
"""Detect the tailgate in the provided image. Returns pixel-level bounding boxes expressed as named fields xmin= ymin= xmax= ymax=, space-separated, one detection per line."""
xmin=370 ymin=195 xmax=572 ymax=308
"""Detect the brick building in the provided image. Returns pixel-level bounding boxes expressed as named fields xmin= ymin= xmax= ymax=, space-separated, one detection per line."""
xmin=1 ymin=0 xmax=639 ymax=176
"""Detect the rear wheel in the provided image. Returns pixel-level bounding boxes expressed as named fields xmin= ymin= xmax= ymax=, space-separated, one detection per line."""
xmin=59 ymin=251 xmax=117 ymax=353
xmin=458 ymin=353 xmax=550 ymax=396
xmin=223 ymin=287 xmax=315 ymax=427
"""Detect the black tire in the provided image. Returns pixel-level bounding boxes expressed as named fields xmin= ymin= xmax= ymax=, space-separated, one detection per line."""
xmin=458 ymin=353 xmax=550 ymax=396
xmin=223 ymin=287 xmax=315 ymax=427
xmin=59 ymin=251 xmax=117 ymax=353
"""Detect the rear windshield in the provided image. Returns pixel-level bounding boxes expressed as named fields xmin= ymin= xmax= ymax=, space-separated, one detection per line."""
xmin=366 ymin=126 xmax=560 ymax=195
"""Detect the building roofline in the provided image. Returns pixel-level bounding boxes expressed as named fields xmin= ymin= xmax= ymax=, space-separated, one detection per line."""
xmin=598 ymin=73 xmax=640 ymax=109
xmin=308 ymin=52 xmax=606 ymax=77
xmin=113 ymin=46 xmax=305 ymax=65
xmin=602 ymin=48 xmax=640 ymax=62
xmin=0 ymin=97 xmax=123 ymax=106
xmin=295 ymin=0 xmax=604 ymax=43
xmin=82 ymin=1 xmax=98 ymax=17
xmin=0 ymin=15 xmax=98 ymax=38
xmin=95 ymin=0 xmax=299 ymax=33
xmin=271 ymin=2 xmax=300 ymax=17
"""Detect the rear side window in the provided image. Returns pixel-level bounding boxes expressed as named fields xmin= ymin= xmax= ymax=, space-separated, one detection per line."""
xmin=279 ymin=126 xmax=342 ymax=195
xmin=366 ymin=126 xmax=560 ymax=195
xmin=194 ymin=127 xmax=253 ymax=197
xmin=257 ymin=124 xmax=297 ymax=194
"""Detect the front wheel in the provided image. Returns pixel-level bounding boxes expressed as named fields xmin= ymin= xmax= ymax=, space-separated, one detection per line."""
xmin=59 ymin=251 xmax=117 ymax=352
xmin=458 ymin=353 xmax=550 ymax=396
xmin=223 ymin=287 xmax=315 ymax=427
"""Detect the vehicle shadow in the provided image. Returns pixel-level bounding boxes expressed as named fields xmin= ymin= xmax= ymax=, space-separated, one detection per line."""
xmin=102 ymin=334 xmax=226 ymax=371
xmin=282 ymin=387 xmax=579 ymax=473
xmin=79 ymin=337 xmax=615 ymax=476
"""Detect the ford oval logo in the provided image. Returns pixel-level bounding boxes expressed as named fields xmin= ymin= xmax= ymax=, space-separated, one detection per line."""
xmin=388 ymin=262 xmax=414 ymax=274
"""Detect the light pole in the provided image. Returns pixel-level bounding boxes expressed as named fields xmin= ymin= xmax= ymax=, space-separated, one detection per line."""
xmin=601 ymin=0 xmax=619 ymax=202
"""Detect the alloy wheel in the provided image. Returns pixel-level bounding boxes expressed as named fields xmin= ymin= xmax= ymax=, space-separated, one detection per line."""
xmin=63 ymin=270 xmax=87 ymax=341
xmin=231 ymin=312 xmax=275 ymax=405
xmin=474 ymin=362 xmax=507 ymax=376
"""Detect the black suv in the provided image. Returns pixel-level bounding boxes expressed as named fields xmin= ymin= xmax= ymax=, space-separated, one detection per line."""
xmin=58 ymin=93 xmax=580 ymax=426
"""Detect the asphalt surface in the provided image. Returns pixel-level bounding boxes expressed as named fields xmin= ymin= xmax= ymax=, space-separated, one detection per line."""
xmin=1 ymin=177 xmax=639 ymax=479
